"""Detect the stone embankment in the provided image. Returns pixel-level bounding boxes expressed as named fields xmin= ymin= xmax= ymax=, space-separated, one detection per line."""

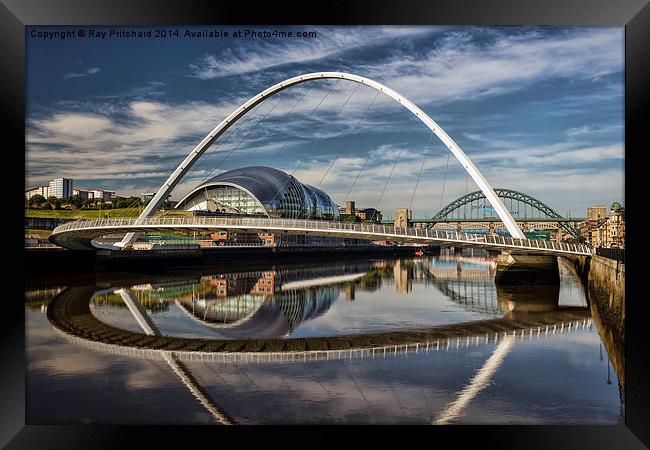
xmin=563 ymin=254 xmax=624 ymax=391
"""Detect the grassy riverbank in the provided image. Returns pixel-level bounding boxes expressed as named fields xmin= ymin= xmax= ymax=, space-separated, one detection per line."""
xmin=25 ymin=207 xmax=142 ymax=219
xmin=25 ymin=208 xmax=192 ymax=219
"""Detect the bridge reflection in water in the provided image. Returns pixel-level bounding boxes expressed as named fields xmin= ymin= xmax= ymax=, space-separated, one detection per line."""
xmin=37 ymin=254 xmax=616 ymax=425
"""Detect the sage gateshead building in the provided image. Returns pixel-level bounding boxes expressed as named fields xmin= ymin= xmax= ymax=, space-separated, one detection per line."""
xmin=175 ymin=166 xmax=368 ymax=247
xmin=176 ymin=166 xmax=340 ymax=220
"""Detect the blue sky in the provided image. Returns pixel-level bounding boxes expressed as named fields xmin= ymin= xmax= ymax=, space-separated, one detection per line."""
xmin=26 ymin=26 xmax=624 ymax=218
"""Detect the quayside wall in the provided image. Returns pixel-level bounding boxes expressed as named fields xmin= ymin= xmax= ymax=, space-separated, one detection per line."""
xmin=563 ymin=254 xmax=625 ymax=393
xmin=564 ymin=255 xmax=624 ymax=342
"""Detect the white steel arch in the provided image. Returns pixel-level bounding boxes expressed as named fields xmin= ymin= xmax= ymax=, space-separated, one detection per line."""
xmin=118 ymin=72 xmax=524 ymax=247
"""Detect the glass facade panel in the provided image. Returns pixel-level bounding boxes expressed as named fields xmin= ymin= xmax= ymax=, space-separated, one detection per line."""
xmin=177 ymin=166 xmax=340 ymax=221
xmin=182 ymin=185 xmax=266 ymax=216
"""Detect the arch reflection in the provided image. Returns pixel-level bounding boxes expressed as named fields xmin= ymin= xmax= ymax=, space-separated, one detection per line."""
xmin=37 ymin=255 xmax=603 ymax=426
xmin=92 ymin=262 xmax=372 ymax=339
xmin=60 ymin=255 xmax=591 ymax=361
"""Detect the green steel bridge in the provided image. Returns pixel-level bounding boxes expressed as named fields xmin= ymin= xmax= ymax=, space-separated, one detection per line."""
xmin=382 ymin=189 xmax=584 ymax=238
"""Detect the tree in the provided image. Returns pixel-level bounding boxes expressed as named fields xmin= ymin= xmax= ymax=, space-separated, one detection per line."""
xmin=69 ymin=195 xmax=83 ymax=208
xmin=28 ymin=194 xmax=46 ymax=207
xmin=341 ymin=214 xmax=359 ymax=223
xmin=112 ymin=196 xmax=126 ymax=209
xmin=46 ymin=196 xmax=61 ymax=210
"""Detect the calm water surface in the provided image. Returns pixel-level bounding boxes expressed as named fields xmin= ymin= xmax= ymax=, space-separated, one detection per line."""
xmin=26 ymin=253 xmax=623 ymax=424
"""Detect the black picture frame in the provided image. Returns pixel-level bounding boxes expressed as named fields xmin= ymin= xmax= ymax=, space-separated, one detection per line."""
xmin=3 ymin=0 xmax=648 ymax=447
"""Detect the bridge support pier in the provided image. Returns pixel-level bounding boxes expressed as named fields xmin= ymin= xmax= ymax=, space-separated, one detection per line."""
xmin=495 ymin=252 xmax=560 ymax=285
xmin=496 ymin=284 xmax=560 ymax=316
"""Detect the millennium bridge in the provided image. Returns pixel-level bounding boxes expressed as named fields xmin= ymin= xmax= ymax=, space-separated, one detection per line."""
xmin=49 ymin=215 xmax=592 ymax=256
xmin=49 ymin=71 xmax=595 ymax=257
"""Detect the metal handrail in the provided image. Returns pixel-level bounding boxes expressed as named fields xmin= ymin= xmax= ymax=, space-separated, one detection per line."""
xmin=50 ymin=216 xmax=592 ymax=255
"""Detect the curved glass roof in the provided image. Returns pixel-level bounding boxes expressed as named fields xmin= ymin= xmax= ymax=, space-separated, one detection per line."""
xmin=177 ymin=166 xmax=340 ymax=220
xmin=175 ymin=286 xmax=340 ymax=339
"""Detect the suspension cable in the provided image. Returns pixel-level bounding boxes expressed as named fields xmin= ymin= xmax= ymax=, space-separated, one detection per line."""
xmin=342 ymin=157 xmax=368 ymax=205
xmin=174 ymin=100 xmax=271 ymax=205
xmin=315 ymin=86 xmax=374 ymax=188
xmin=409 ymin=132 xmax=435 ymax=212
xmin=369 ymin=103 xmax=418 ymax=222
xmin=266 ymin=81 xmax=361 ymax=216
xmin=194 ymin=92 xmax=286 ymax=187
xmin=342 ymin=99 xmax=401 ymax=205
xmin=269 ymin=81 xmax=337 ymax=165
xmin=286 ymin=81 xmax=360 ymax=177
xmin=371 ymin=143 xmax=405 ymax=221
xmin=439 ymin=152 xmax=451 ymax=213
xmin=247 ymin=83 xmax=315 ymax=159
xmin=184 ymin=100 xmax=268 ymax=189
xmin=136 ymin=101 xmax=256 ymax=207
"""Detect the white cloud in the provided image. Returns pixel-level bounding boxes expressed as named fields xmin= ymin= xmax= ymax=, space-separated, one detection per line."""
xmin=26 ymin=92 xmax=624 ymax=215
xmin=566 ymin=124 xmax=623 ymax=140
xmin=463 ymin=133 xmax=520 ymax=150
xmin=27 ymin=27 xmax=624 ymax=214
xmin=188 ymin=26 xmax=440 ymax=79
xmin=26 ymin=98 xmax=257 ymax=187
xmin=63 ymin=67 xmax=101 ymax=79
xmin=358 ymin=28 xmax=623 ymax=104
xmin=470 ymin=142 xmax=624 ymax=166
xmin=25 ymin=84 xmax=414 ymax=190
xmin=35 ymin=113 xmax=112 ymax=140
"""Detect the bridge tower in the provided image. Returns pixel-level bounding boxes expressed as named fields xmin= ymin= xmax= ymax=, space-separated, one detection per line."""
xmin=395 ymin=208 xmax=412 ymax=228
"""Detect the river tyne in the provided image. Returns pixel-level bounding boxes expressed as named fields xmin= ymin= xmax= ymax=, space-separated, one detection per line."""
xmin=25 ymin=251 xmax=622 ymax=425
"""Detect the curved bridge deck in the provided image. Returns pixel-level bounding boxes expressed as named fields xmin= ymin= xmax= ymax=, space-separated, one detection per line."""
xmin=50 ymin=216 xmax=592 ymax=256
xmin=49 ymin=286 xmax=591 ymax=364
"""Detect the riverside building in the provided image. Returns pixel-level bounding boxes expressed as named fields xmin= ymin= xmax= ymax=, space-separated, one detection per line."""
xmin=175 ymin=166 xmax=369 ymax=247
xmin=48 ymin=178 xmax=73 ymax=199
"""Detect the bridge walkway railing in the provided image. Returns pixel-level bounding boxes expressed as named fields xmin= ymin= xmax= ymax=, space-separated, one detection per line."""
xmin=53 ymin=216 xmax=593 ymax=255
